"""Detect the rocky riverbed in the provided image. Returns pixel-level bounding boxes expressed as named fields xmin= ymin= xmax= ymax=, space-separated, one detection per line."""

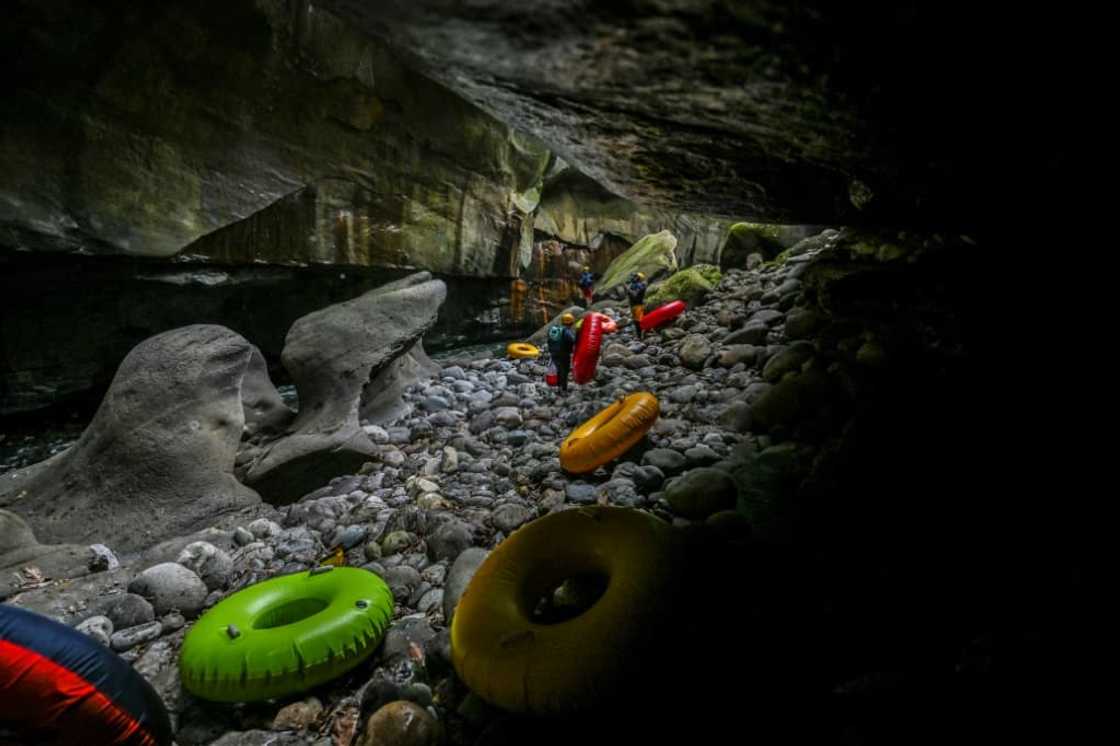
xmin=3 ymin=228 xmax=998 ymax=745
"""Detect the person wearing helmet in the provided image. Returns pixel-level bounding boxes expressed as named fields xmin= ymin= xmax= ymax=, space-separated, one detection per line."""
xmin=546 ymin=312 xmax=578 ymax=392
xmin=626 ymin=272 xmax=648 ymax=337
xmin=577 ymin=265 xmax=596 ymax=307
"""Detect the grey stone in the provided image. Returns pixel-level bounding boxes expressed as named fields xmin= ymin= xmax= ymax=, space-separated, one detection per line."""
xmin=88 ymin=544 xmax=120 ymax=573
xmin=400 ymin=682 xmax=435 ymax=708
xmin=785 ymin=307 xmax=824 ymax=339
xmin=597 ymin=479 xmax=642 ymax=507
xmin=380 ymin=565 xmax=422 ymax=602
xmin=128 ymin=562 xmax=209 ymax=617
xmin=421 ymin=395 xmax=450 ymax=412
xmin=233 ymin=527 xmax=255 ymax=546
xmin=444 ymin=547 xmax=489 ymax=624
xmin=685 ymin=445 xmax=721 ymax=467
xmin=762 ymin=341 xmax=816 ymax=383
xmin=271 ymin=697 xmax=325 ymax=731
xmin=492 ymin=504 xmax=534 ymax=533
xmin=382 ymin=615 xmax=438 ymax=663
xmin=364 ymin=540 xmax=383 ymax=561
xmin=719 ymin=400 xmax=753 ymax=432
xmin=641 ymin=448 xmax=688 ymax=475
xmin=442 ymin=366 xmax=467 ymax=380
xmin=176 ymin=541 xmax=233 ymax=591
xmin=505 ymin=430 xmax=531 ymax=447
xmin=381 ymin=531 xmax=416 ymax=556
xmin=110 ymin=620 xmax=162 ymax=652
xmin=76 ymin=615 xmax=114 ymax=647
xmin=565 ymin=482 xmax=598 ymax=504
xmin=426 ymin=519 xmax=474 ymax=562
xmin=92 ymin=593 xmax=155 ymax=629
xmin=723 ymin=322 xmax=770 ymax=346
xmin=332 ymin=524 xmax=368 ymax=550
xmin=494 ymin=407 xmax=523 ymax=428
xmin=633 ymin=465 xmax=666 ymax=493
xmin=420 ymin=563 xmax=446 ymax=586
xmin=665 ymin=468 xmax=739 ymax=519
xmin=718 ymin=345 xmax=760 ymax=368
xmin=678 ymin=334 xmax=713 ymax=370
xmin=749 ymin=309 xmax=785 ymax=326
xmin=363 ymin=424 xmax=391 ymax=444
xmin=667 ymin=384 xmax=699 ymax=404
xmin=275 ymin=526 xmax=321 ymax=563
xmin=161 ymin=611 xmax=186 ymax=632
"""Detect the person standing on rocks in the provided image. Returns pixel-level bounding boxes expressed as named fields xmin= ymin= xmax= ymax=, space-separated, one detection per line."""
xmin=627 ymin=272 xmax=648 ymax=337
xmin=578 ymin=265 xmax=596 ymax=307
xmin=546 ymin=312 xmax=578 ymax=393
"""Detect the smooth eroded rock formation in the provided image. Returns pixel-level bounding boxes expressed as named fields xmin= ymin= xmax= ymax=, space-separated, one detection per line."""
xmin=240 ymin=274 xmax=447 ymax=503
xmin=0 ymin=325 xmax=264 ymax=551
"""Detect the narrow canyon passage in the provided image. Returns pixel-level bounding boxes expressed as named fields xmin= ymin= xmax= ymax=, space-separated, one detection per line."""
xmin=1 ymin=2 xmax=1082 ymax=745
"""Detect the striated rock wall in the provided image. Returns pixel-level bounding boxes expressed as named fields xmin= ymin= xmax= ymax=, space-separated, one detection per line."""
xmin=0 ymin=0 xmax=551 ymax=264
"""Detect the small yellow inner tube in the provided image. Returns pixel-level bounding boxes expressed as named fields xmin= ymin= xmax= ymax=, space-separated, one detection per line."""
xmin=450 ymin=506 xmax=682 ymax=714
xmin=506 ymin=342 xmax=540 ymax=359
xmin=559 ymin=392 xmax=659 ymax=474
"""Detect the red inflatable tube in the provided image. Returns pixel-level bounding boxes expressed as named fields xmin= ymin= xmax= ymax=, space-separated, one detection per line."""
xmin=640 ymin=300 xmax=687 ymax=331
xmin=0 ymin=605 xmax=172 ymax=746
xmin=572 ymin=312 xmax=605 ymax=383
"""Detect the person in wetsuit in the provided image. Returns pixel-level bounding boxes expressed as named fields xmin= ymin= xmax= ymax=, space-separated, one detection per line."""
xmin=626 ymin=272 xmax=648 ymax=337
xmin=546 ymin=312 xmax=578 ymax=393
xmin=577 ymin=266 xmax=596 ymax=307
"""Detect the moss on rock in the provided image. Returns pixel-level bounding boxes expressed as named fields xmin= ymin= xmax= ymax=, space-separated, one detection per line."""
xmin=644 ymin=263 xmax=722 ymax=307
xmin=595 ymin=229 xmax=679 ymax=294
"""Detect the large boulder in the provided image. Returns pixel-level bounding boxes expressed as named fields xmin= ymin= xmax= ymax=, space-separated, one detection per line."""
xmin=719 ymin=223 xmax=823 ymax=267
xmin=0 ymin=326 xmax=263 ymax=552
xmin=595 ymin=230 xmax=679 ymax=296
xmin=645 ymin=264 xmax=722 ymax=308
xmin=241 ymin=274 xmax=447 ymax=503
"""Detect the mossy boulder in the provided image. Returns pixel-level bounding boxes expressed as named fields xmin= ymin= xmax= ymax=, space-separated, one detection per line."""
xmin=595 ymin=230 xmax=679 ymax=295
xmin=721 ymin=222 xmax=786 ymax=267
xmin=719 ymin=223 xmax=822 ymax=267
xmin=644 ymin=264 xmax=722 ymax=307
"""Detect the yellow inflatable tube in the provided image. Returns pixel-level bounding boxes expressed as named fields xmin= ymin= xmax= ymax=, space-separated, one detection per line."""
xmin=506 ymin=342 xmax=540 ymax=359
xmin=559 ymin=392 xmax=659 ymax=474
xmin=450 ymin=506 xmax=682 ymax=714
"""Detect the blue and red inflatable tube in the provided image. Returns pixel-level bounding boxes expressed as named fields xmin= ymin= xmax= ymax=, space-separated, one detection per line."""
xmin=572 ymin=312 xmax=605 ymax=383
xmin=0 ymin=604 xmax=171 ymax=746
xmin=640 ymin=300 xmax=687 ymax=332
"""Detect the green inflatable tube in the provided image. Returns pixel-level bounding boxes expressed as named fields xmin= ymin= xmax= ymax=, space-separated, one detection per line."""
xmin=180 ymin=566 xmax=393 ymax=702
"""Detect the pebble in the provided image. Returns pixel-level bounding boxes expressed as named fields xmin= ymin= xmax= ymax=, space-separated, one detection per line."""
xmin=110 ymin=620 xmax=162 ymax=652
xmin=88 ymin=544 xmax=120 ymax=572
xmin=76 ymin=615 xmax=114 ymax=646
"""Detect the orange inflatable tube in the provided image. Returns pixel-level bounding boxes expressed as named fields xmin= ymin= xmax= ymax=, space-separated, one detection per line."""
xmin=559 ymin=392 xmax=659 ymax=474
